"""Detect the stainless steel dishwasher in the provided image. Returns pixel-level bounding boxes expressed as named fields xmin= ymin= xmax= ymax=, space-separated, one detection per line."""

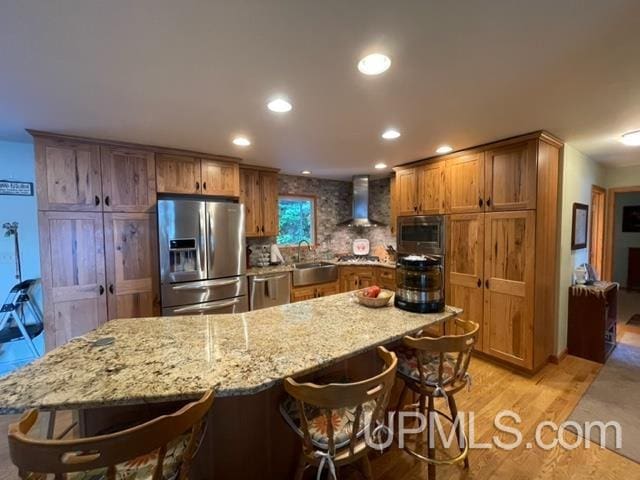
xmin=249 ymin=272 xmax=291 ymax=310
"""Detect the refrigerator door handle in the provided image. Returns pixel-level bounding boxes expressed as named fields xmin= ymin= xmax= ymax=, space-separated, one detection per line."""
xmin=172 ymin=298 xmax=241 ymax=313
xmin=172 ymin=278 xmax=242 ymax=290
xmin=252 ymin=274 xmax=289 ymax=283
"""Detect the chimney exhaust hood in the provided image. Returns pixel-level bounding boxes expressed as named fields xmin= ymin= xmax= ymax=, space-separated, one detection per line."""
xmin=337 ymin=175 xmax=385 ymax=227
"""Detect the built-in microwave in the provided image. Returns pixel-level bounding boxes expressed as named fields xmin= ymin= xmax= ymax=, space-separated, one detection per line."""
xmin=396 ymin=215 xmax=445 ymax=256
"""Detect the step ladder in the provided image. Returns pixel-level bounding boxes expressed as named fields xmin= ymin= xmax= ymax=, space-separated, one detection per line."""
xmin=0 ymin=279 xmax=44 ymax=358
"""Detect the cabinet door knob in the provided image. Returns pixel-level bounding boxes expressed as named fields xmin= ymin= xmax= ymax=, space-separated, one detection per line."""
xmin=486 ymin=197 xmax=492 ymax=207
xmin=109 ymin=284 xmax=114 ymax=294
xmin=477 ymin=278 xmax=481 ymax=288
xmin=99 ymin=285 xmax=105 ymax=295
xmin=485 ymin=279 xmax=490 ymax=289
xmin=104 ymin=196 xmax=110 ymax=207
xmin=196 ymin=181 xmax=200 ymax=191
xmin=94 ymin=196 xmax=100 ymax=206
xmin=479 ymin=198 xmax=483 ymax=208
xmin=203 ymin=182 xmax=207 ymax=191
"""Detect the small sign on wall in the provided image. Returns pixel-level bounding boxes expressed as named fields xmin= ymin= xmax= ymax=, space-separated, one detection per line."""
xmin=0 ymin=180 xmax=34 ymax=196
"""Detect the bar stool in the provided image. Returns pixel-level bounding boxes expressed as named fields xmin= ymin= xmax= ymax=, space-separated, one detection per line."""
xmin=8 ymin=389 xmax=214 ymax=480
xmin=280 ymin=346 xmax=397 ymax=480
xmin=394 ymin=319 xmax=479 ymax=479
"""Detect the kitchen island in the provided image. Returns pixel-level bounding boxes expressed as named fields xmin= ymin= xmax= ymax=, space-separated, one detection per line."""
xmin=0 ymin=293 xmax=459 ymax=478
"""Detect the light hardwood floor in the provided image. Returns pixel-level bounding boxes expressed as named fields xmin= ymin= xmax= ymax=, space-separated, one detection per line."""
xmin=1 ymin=353 xmax=638 ymax=479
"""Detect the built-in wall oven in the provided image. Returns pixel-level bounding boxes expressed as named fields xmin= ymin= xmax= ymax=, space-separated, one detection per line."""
xmin=158 ymin=199 xmax=248 ymax=315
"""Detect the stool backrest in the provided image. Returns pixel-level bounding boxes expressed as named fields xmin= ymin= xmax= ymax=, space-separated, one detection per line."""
xmin=403 ymin=319 xmax=479 ymax=389
xmin=284 ymin=346 xmax=397 ymax=456
xmin=8 ymin=389 xmax=214 ymax=479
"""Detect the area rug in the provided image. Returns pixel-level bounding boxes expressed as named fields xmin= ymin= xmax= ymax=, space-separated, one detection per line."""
xmin=566 ymin=333 xmax=640 ymax=463
xmin=627 ymin=314 xmax=640 ymax=326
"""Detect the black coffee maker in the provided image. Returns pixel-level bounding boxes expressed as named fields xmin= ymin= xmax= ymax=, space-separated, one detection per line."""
xmin=394 ymin=215 xmax=445 ymax=313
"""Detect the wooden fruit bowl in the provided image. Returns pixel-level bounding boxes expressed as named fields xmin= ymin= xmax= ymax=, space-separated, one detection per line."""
xmin=355 ymin=289 xmax=394 ymax=308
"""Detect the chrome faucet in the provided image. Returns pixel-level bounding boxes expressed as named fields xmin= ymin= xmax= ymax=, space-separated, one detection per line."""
xmin=297 ymin=240 xmax=311 ymax=263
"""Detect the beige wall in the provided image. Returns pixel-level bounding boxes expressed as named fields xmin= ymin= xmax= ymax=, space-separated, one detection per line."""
xmin=555 ymin=144 xmax=605 ymax=355
xmin=604 ymin=164 xmax=640 ymax=189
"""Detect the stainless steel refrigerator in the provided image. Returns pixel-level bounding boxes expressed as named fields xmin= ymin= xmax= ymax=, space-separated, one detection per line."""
xmin=157 ymin=199 xmax=248 ymax=315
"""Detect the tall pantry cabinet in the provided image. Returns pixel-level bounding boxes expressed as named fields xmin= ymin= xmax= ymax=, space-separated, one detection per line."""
xmin=34 ymin=133 xmax=160 ymax=350
xmin=394 ymin=132 xmax=562 ymax=372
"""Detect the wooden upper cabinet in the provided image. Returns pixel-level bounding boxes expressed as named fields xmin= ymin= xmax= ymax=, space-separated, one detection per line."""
xmin=38 ymin=211 xmax=107 ymax=350
xmin=240 ymin=168 xmax=261 ymax=237
xmin=446 ymin=214 xmax=485 ymax=350
xmin=484 ymin=141 xmax=537 ymax=211
xmin=156 ymin=154 xmax=201 ymax=194
xmin=483 ymin=210 xmax=535 ymax=369
xmin=201 ymin=159 xmax=240 ymax=197
xmin=104 ymin=213 xmax=159 ymax=320
xmin=260 ymin=172 xmax=279 ymax=237
xmin=416 ymin=161 xmax=445 ymax=214
xmin=100 ymin=147 xmax=156 ymax=212
xmin=445 ymin=152 xmax=484 ymax=214
xmin=35 ymin=137 xmax=102 ymax=211
xmin=395 ymin=168 xmax=418 ymax=216
xmin=389 ymin=175 xmax=397 ymax=235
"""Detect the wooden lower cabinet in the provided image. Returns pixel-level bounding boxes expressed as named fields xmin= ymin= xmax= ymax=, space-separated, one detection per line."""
xmin=38 ymin=211 xmax=108 ymax=350
xmin=482 ymin=211 xmax=536 ymax=369
xmin=339 ymin=266 xmax=394 ymax=292
xmin=291 ymin=281 xmax=339 ymax=303
xmin=104 ymin=213 xmax=160 ymax=320
xmin=446 ymin=214 xmax=485 ymax=351
xmin=377 ymin=268 xmax=396 ymax=290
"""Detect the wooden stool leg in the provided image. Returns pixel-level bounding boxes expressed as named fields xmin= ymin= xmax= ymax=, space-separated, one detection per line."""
xmin=395 ymin=382 xmax=407 ymax=412
xmin=447 ymin=395 xmax=469 ymax=469
xmin=360 ymin=454 xmax=374 ymax=480
xmin=427 ymin=395 xmax=436 ymax=480
xmin=294 ymin=454 xmax=306 ymax=480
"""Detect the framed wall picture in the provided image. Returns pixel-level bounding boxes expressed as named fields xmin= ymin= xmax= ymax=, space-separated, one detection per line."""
xmin=622 ymin=205 xmax=640 ymax=232
xmin=571 ymin=203 xmax=589 ymax=250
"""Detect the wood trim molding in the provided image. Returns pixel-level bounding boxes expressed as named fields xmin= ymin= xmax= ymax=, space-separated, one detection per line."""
xmin=26 ymin=129 xmax=243 ymax=164
xmin=603 ymin=185 xmax=640 ymax=280
xmin=240 ymin=164 xmax=280 ymax=173
xmin=393 ymin=130 xmax=563 ymax=172
xmin=549 ymin=348 xmax=568 ymax=365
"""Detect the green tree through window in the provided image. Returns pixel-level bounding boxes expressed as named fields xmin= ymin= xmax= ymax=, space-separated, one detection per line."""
xmin=277 ymin=196 xmax=315 ymax=245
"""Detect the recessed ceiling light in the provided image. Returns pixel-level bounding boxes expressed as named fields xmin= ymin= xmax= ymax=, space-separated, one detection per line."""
xmin=358 ymin=53 xmax=391 ymax=76
xmin=232 ymin=136 xmax=251 ymax=147
xmin=436 ymin=145 xmax=453 ymax=154
xmin=374 ymin=162 xmax=388 ymax=169
xmin=301 ymin=170 xmax=312 ymax=175
xmin=621 ymin=130 xmax=640 ymax=146
xmin=267 ymin=98 xmax=292 ymax=113
xmin=382 ymin=129 xmax=401 ymax=140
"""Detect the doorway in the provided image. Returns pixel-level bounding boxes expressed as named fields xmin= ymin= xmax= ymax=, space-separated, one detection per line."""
xmin=589 ymin=185 xmax=606 ymax=279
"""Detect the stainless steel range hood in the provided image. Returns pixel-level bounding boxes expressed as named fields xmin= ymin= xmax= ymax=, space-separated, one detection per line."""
xmin=337 ymin=175 xmax=385 ymax=227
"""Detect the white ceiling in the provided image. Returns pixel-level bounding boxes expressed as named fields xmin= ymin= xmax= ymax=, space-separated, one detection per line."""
xmin=1 ymin=1 xmax=640 ymax=179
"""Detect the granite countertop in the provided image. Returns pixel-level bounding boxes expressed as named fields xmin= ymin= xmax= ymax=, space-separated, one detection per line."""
xmin=247 ymin=259 xmax=396 ymax=276
xmin=0 ymin=294 xmax=459 ymax=413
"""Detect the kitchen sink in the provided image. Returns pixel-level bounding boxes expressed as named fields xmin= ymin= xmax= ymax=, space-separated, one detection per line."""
xmin=292 ymin=262 xmax=338 ymax=287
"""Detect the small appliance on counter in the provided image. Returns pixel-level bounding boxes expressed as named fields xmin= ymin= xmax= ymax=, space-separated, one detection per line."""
xmin=394 ymin=255 xmax=444 ymax=313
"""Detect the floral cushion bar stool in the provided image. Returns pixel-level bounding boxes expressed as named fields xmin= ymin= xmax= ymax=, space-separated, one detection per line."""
xmin=394 ymin=319 xmax=479 ymax=480
xmin=280 ymin=346 xmax=398 ymax=480
xmin=8 ymin=389 xmax=214 ymax=480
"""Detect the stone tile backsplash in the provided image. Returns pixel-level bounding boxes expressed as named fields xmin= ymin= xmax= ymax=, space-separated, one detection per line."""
xmin=247 ymin=174 xmax=395 ymax=266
